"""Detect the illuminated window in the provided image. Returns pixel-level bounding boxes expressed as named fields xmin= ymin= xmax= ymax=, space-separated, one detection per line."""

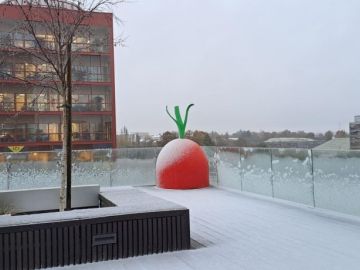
xmin=25 ymin=63 xmax=36 ymax=79
xmin=0 ymin=93 xmax=14 ymax=111
xmin=49 ymin=123 xmax=59 ymax=141
xmin=15 ymin=94 xmax=25 ymax=111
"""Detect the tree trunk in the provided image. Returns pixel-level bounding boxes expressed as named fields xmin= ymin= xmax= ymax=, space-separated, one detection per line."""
xmin=60 ymin=44 xmax=72 ymax=212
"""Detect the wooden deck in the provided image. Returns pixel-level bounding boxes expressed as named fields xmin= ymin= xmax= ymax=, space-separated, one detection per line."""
xmin=53 ymin=186 xmax=360 ymax=270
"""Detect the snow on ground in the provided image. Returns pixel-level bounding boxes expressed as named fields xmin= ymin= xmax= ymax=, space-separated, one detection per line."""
xmin=51 ymin=186 xmax=360 ymax=270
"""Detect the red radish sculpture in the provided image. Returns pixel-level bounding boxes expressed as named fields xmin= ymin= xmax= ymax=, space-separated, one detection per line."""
xmin=156 ymin=104 xmax=209 ymax=189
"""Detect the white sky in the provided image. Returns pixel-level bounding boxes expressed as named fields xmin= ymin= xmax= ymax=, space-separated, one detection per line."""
xmin=113 ymin=0 xmax=360 ymax=135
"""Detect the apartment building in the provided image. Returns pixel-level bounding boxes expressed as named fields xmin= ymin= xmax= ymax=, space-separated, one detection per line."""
xmin=0 ymin=1 xmax=116 ymax=153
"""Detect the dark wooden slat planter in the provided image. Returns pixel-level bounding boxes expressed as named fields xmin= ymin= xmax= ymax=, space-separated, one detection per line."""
xmin=0 ymin=189 xmax=190 ymax=269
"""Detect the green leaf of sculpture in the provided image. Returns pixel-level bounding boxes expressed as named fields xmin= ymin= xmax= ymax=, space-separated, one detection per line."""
xmin=166 ymin=104 xmax=194 ymax=138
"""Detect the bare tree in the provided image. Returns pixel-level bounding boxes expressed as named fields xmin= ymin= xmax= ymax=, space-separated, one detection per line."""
xmin=0 ymin=0 xmax=122 ymax=211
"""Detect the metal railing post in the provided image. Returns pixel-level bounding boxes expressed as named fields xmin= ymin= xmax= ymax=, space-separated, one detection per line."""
xmin=310 ymin=149 xmax=316 ymax=207
xmin=239 ymin=147 xmax=243 ymax=191
xmin=6 ymin=161 xmax=11 ymax=190
xmin=270 ymin=149 xmax=275 ymax=198
xmin=214 ymin=147 xmax=220 ymax=186
xmin=109 ymin=149 xmax=113 ymax=187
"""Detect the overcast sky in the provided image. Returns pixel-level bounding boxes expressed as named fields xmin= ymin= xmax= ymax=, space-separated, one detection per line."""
xmin=113 ymin=0 xmax=360 ymax=135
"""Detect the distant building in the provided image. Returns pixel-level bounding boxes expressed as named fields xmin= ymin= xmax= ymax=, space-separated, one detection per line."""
xmin=264 ymin=138 xmax=324 ymax=149
xmin=350 ymin=116 xmax=360 ymax=150
xmin=313 ymin=138 xmax=350 ymax=151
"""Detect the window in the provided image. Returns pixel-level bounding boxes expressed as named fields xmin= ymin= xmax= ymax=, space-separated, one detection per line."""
xmin=25 ymin=63 xmax=36 ymax=79
xmin=15 ymin=63 xmax=25 ymax=79
xmin=14 ymin=33 xmax=23 ymax=47
xmin=24 ymin=33 xmax=35 ymax=48
xmin=73 ymin=36 xmax=90 ymax=52
xmin=35 ymin=34 xmax=55 ymax=49
xmin=0 ymin=93 xmax=14 ymax=111
xmin=0 ymin=63 xmax=12 ymax=79
xmin=0 ymin=32 xmax=12 ymax=47
xmin=15 ymin=94 xmax=25 ymax=111
xmin=49 ymin=123 xmax=60 ymax=141
xmin=49 ymin=94 xmax=59 ymax=111
xmin=27 ymin=93 xmax=48 ymax=111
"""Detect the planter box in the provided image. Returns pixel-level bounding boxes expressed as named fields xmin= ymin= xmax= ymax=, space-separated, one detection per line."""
xmin=0 ymin=188 xmax=190 ymax=269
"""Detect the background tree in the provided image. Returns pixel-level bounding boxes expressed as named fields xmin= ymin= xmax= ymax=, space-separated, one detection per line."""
xmin=324 ymin=130 xmax=334 ymax=141
xmin=0 ymin=0 xmax=122 ymax=211
xmin=117 ymin=126 xmax=130 ymax=147
xmin=187 ymin=130 xmax=214 ymax=146
xmin=335 ymin=130 xmax=348 ymax=138
xmin=158 ymin=131 xmax=177 ymax=147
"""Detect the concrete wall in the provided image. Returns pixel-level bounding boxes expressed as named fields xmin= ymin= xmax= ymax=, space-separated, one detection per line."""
xmin=0 ymin=185 xmax=100 ymax=213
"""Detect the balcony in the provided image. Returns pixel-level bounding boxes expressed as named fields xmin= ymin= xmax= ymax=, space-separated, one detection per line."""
xmin=0 ymin=94 xmax=112 ymax=113
xmin=1 ymin=147 xmax=360 ymax=269
xmin=0 ymin=34 xmax=110 ymax=54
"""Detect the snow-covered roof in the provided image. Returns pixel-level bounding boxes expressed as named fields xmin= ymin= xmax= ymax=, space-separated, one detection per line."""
xmin=314 ymin=138 xmax=350 ymax=151
xmin=265 ymin=137 xmax=315 ymax=143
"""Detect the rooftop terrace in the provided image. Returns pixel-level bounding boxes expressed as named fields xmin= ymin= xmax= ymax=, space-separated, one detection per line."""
xmin=1 ymin=146 xmax=360 ymax=269
xmin=52 ymin=186 xmax=360 ymax=270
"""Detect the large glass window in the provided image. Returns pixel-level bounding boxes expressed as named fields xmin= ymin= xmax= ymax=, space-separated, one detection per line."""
xmin=0 ymin=63 xmax=12 ymax=79
xmin=15 ymin=94 xmax=25 ymax=111
xmin=14 ymin=33 xmax=23 ymax=48
xmin=24 ymin=33 xmax=36 ymax=48
xmin=0 ymin=32 xmax=12 ymax=47
xmin=15 ymin=63 xmax=25 ymax=79
xmin=0 ymin=117 xmax=111 ymax=143
xmin=25 ymin=63 xmax=36 ymax=80
xmin=49 ymin=94 xmax=59 ymax=111
xmin=0 ymin=93 xmax=14 ymax=111
xmin=72 ymin=122 xmax=90 ymax=141
xmin=0 ymin=90 xmax=110 ymax=113
xmin=72 ymin=56 xmax=110 ymax=82
xmin=12 ymin=33 xmax=36 ymax=48
xmin=73 ymin=36 xmax=90 ymax=52
xmin=72 ymin=86 xmax=111 ymax=111
xmin=27 ymin=93 xmax=48 ymax=111
xmin=35 ymin=34 xmax=55 ymax=50
xmin=0 ymin=124 xmax=26 ymax=142
xmin=49 ymin=123 xmax=60 ymax=141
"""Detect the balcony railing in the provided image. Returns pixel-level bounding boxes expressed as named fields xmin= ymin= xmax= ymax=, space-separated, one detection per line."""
xmin=0 ymin=101 xmax=112 ymax=112
xmin=0 ymin=131 xmax=111 ymax=143
xmin=0 ymin=37 xmax=109 ymax=53
xmin=0 ymin=68 xmax=110 ymax=83
xmin=0 ymin=147 xmax=360 ymax=217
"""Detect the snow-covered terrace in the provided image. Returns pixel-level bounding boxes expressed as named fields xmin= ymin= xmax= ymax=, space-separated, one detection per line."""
xmin=2 ymin=146 xmax=360 ymax=269
xmin=53 ymin=186 xmax=360 ymax=270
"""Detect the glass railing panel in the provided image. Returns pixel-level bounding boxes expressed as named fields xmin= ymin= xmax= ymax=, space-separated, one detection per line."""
xmin=241 ymin=148 xmax=272 ymax=196
xmin=272 ymin=148 xmax=313 ymax=205
xmin=110 ymin=148 xmax=157 ymax=187
xmin=202 ymin=146 xmax=218 ymax=185
xmin=7 ymin=151 xmax=60 ymax=190
xmin=72 ymin=149 xmax=111 ymax=186
xmin=0 ymin=153 xmax=10 ymax=190
xmin=313 ymin=150 xmax=360 ymax=216
xmin=217 ymin=147 xmax=241 ymax=190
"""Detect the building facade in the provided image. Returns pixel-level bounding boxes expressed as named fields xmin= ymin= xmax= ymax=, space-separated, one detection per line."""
xmin=350 ymin=116 xmax=360 ymax=150
xmin=0 ymin=2 xmax=116 ymax=153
